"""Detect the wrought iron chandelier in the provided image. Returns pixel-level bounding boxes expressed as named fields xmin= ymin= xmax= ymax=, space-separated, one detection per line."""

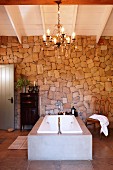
xmin=42 ymin=0 xmax=76 ymax=50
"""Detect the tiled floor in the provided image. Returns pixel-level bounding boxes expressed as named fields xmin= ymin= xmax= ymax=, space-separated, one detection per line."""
xmin=0 ymin=127 xmax=113 ymax=170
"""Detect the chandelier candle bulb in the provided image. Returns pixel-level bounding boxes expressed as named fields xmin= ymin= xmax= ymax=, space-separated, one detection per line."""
xmin=72 ymin=32 xmax=76 ymax=40
xmin=61 ymin=27 xmax=64 ymax=34
xmin=34 ymin=81 xmax=36 ymax=86
xmin=67 ymin=37 xmax=70 ymax=44
xmin=53 ymin=38 xmax=57 ymax=44
xmin=43 ymin=34 xmax=46 ymax=41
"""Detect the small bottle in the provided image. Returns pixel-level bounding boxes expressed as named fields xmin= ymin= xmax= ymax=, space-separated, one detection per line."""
xmin=71 ymin=106 xmax=78 ymax=117
xmin=71 ymin=106 xmax=75 ymax=115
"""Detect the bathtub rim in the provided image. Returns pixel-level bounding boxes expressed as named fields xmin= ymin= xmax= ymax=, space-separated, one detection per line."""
xmin=37 ymin=115 xmax=83 ymax=134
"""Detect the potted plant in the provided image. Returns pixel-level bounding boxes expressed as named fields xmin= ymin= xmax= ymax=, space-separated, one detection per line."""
xmin=16 ymin=74 xmax=30 ymax=93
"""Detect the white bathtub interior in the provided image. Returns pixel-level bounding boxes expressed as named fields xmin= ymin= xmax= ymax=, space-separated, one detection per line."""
xmin=37 ymin=115 xmax=83 ymax=134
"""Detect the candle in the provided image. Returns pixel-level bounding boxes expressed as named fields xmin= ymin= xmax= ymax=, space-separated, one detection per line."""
xmin=34 ymin=81 xmax=35 ymax=86
xmin=47 ymin=29 xmax=50 ymax=36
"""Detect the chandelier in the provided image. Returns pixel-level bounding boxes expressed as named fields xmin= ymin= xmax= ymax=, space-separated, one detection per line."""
xmin=42 ymin=0 xmax=76 ymax=51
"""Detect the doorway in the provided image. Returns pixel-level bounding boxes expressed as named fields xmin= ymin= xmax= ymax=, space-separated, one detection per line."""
xmin=0 ymin=64 xmax=14 ymax=130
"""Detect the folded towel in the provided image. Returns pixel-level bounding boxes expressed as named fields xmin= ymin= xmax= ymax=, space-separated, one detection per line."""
xmin=89 ymin=114 xmax=109 ymax=136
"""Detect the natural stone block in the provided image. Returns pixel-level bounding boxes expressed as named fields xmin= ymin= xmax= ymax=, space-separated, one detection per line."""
xmin=92 ymin=88 xmax=100 ymax=93
xmin=49 ymin=57 xmax=56 ymax=63
xmin=67 ymin=82 xmax=72 ymax=87
xmin=88 ymin=62 xmax=94 ymax=69
xmin=55 ymin=92 xmax=63 ymax=100
xmin=94 ymin=62 xmax=100 ymax=66
xmin=30 ymin=63 xmax=37 ymax=72
xmin=80 ymin=95 xmax=84 ymax=101
xmin=73 ymin=57 xmax=80 ymax=64
xmin=87 ymin=59 xmax=93 ymax=64
xmin=83 ymin=68 xmax=91 ymax=73
xmin=105 ymin=82 xmax=112 ymax=92
xmin=101 ymin=77 xmax=107 ymax=82
xmin=50 ymin=86 xmax=56 ymax=91
xmin=57 ymin=64 xmax=64 ymax=70
xmin=85 ymin=73 xmax=92 ymax=78
xmin=46 ymin=105 xmax=55 ymax=110
xmin=23 ymin=55 xmax=33 ymax=63
xmin=54 ymin=70 xmax=60 ymax=78
xmin=84 ymin=82 xmax=88 ymax=90
xmin=54 ymin=82 xmax=59 ymax=87
xmin=62 ymin=98 xmax=67 ymax=104
xmin=48 ymin=70 xmax=54 ymax=77
xmin=28 ymin=36 xmax=34 ymax=43
xmin=52 ymin=63 xmax=56 ymax=70
xmin=25 ymin=66 xmax=30 ymax=72
xmin=63 ymin=87 xmax=70 ymax=94
xmin=93 ymin=76 xmax=100 ymax=81
xmin=84 ymin=95 xmax=92 ymax=101
xmin=76 ymin=85 xmax=83 ymax=89
xmin=80 ymin=55 xmax=86 ymax=62
xmin=32 ymin=53 xmax=38 ymax=61
xmin=70 ymin=87 xmax=76 ymax=92
xmin=33 ymin=45 xmax=40 ymax=53
xmin=37 ymin=64 xmax=43 ymax=74
xmin=0 ymin=48 xmax=6 ymax=55
xmin=94 ymin=71 xmax=99 ymax=77
xmin=77 ymin=51 xmax=82 ymax=58
xmin=67 ymin=93 xmax=72 ymax=102
xmin=81 ymin=61 xmax=87 ymax=68
xmin=63 ymin=103 xmax=71 ymax=109
xmin=101 ymin=45 xmax=107 ymax=50
xmin=73 ymin=92 xmax=79 ymax=98
xmin=77 ymin=45 xmax=82 ymax=51
xmin=22 ymin=36 xmax=28 ymax=43
xmin=99 ymin=68 xmax=105 ymax=76
xmin=40 ymin=85 xmax=49 ymax=91
xmin=48 ymin=91 xmax=54 ymax=100
xmin=86 ymin=78 xmax=92 ymax=85
xmin=75 ymin=70 xmax=84 ymax=79
xmin=7 ymin=48 xmax=12 ymax=55
xmin=23 ymin=44 xmax=29 ymax=48
xmin=14 ymin=52 xmax=23 ymax=58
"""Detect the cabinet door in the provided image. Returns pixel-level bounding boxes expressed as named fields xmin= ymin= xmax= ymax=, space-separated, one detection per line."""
xmin=21 ymin=107 xmax=39 ymax=124
xmin=20 ymin=93 xmax=39 ymax=129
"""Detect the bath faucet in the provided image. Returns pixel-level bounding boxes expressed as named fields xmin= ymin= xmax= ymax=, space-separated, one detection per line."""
xmin=58 ymin=117 xmax=62 ymax=134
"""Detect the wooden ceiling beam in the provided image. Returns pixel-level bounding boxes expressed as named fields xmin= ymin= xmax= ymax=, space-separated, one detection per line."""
xmin=5 ymin=6 xmax=22 ymax=43
xmin=1 ymin=0 xmax=113 ymax=5
xmin=96 ymin=6 xmax=113 ymax=43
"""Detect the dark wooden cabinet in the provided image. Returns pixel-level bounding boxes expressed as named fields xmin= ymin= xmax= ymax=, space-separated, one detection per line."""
xmin=20 ymin=93 xmax=39 ymax=130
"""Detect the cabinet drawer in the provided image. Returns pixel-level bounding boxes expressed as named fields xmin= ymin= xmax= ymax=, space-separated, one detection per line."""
xmin=21 ymin=101 xmax=37 ymax=108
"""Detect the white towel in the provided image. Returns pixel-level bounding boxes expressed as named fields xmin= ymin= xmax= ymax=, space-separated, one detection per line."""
xmin=89 ymin=114 xmax=109 ymax=136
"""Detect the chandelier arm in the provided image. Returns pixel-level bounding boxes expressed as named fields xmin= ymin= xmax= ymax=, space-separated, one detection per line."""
xmin=58 ymin=2 xmax=60 ymax=27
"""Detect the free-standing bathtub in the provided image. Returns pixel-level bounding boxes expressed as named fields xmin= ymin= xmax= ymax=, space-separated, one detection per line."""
xmin=28 ymin=116 xmax=92 ymax=160
xmin=37 ymin=115 xmax=83 ymax=134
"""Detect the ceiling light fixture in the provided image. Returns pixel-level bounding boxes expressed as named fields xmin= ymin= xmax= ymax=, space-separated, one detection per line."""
xmin=42 ymin=0 xmax=76 ymax=53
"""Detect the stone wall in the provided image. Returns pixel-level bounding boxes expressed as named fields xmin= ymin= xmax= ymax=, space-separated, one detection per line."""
xmin=0 ymin=36 xmax=113 ymax=129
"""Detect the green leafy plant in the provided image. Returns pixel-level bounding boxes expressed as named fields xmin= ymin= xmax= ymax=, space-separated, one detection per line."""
xmin=16 ymin=75 xmax=30 ymax=90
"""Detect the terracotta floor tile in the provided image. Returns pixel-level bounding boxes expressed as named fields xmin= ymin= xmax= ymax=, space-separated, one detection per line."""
xmin=0 ymin=128 xmax=113 ymax=170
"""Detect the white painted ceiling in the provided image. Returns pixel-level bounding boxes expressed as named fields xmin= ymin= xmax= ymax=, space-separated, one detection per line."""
xmin=0 ymin=5 xmax=113 ymax=43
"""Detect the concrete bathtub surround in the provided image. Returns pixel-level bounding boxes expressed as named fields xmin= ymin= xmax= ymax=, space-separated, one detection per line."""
xmin=28 ymin=116 xmax=92 ymax=160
